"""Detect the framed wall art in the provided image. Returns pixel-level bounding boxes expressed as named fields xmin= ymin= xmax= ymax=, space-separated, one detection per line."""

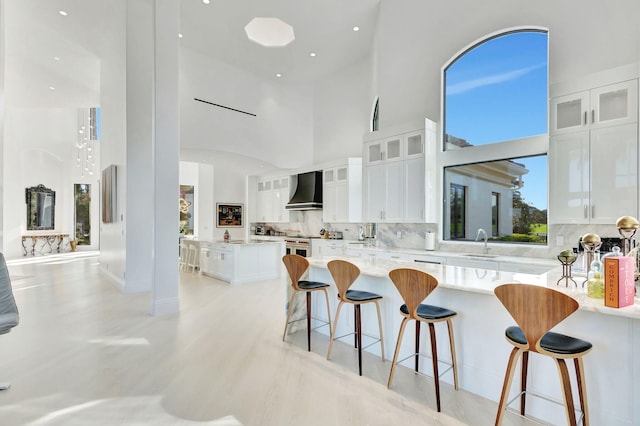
xmin=216 ymin=203 xmax=243 ymax=228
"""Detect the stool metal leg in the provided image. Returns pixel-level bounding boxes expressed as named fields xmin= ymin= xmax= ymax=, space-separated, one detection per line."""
xmin=282 ymin=291 xmax=297 ymax=341
xmin=373 ymin=300 xmax=385 ymax=362
xmin=520 ymin=351 xmax=529 ymax=415
xmin=356 ymin=304 xmax=362 ymax=376
xmin=415 ymin=320 xmax=420 ymax=373
xmin=555 ymin=358 xmax=578 ymax=426
xmin=446 ymin=318 xmax=459 ymax=390
xmin=387 ymin=317 xmax=409 ymax=389
xmin=428 ymin=323 xmax=441 ymax=412
xmin=306 ymin=292 xmax=312 ymax=351
xmin=495 ymin=347 xmax=523 ymax=426
xmin=574 ymin=357 xmax=589 ymax=426
xmin=327 ymin=301 xmax=345 ymax=360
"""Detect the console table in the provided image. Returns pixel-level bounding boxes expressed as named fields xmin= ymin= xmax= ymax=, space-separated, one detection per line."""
xmin=21 ymin=234 xmax=70 ymax=256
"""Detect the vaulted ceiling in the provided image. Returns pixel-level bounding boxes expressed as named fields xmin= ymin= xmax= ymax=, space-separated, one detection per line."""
xmin=5 ymin=0 xmax=380 ymax=107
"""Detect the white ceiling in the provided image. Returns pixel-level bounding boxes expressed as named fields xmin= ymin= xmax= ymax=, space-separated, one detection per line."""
xmin=5 ymin=0 xmax=380 ymax=107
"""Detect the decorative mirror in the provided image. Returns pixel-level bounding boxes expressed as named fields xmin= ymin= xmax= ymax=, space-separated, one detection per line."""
xmin=26 ymin=184 xmax=55 ymax=230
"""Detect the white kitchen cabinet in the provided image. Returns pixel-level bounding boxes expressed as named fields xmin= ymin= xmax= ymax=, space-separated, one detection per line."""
xmin=256 ymin=176 xmax=291 ymax=223
xmin=365 ymin=136 xmax=402 ymax=165
xmin=404 ymin=157 xmax=426 ymax=222
xmin=322 ymin=158 xmax=362 ymax=223
xmin=200 ymin=244 xmax=234 ymax=281
xmin=363 ymin=123 xmax=432 ymax=223
xmin=200 ymin=241 xmax=284 ymax=284
xmin=550 ymin=123 xmax=637 ymax=224
xmin=313 ymin=239 xmax=345 ymax=256
xmin=550 ymin=80 xmax=637 ymax=135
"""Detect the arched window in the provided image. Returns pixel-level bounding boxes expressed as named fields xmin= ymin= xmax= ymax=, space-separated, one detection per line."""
xmin=371 ymin=97 xmax=379 ymax=131
xmin=442 ymin=28 xmax=548 ymax=245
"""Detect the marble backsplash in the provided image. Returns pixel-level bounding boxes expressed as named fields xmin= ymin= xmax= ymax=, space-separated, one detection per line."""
xmin=255 ymin=213 xmax=630 ymax=260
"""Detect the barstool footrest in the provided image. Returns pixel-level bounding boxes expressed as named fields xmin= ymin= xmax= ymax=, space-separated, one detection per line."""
xmin=506 ymin=390 xmax=585 ymax=425
xmin=286 ymin=316 xmax=330 ymax=331
xmin=332 ymin=332 xmax=382 ymax=350
xmin=395 ymin=351 xmax=455 ymax=380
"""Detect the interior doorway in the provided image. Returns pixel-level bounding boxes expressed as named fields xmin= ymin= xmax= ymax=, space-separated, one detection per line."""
xmin=74 ymin=184 xmax=91 ymax=246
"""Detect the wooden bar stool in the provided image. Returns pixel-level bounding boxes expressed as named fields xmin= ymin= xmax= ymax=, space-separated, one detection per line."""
xmin=326 ymin=259 xmax=384 ymax=376
xmin=282 ymin=254 xmax=332 ymax=352
xmin=387 ymin=268 xmax=458 ymax=412
xmin=494 ymin=284 xmax=592 ymax=426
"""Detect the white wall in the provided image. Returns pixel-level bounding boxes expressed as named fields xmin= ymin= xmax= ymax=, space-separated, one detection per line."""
xmin=179 ymin=47 xmax=315 ymax=170
xmin=375 ymin=0 xmax=640 ymax=129
xmin=312 ymin=57 xmax=373 ymax=164
xmin=2 ymin=107 xmax=102 ymax=259
xmin=98 ymin=0 xmax=127 ymax=286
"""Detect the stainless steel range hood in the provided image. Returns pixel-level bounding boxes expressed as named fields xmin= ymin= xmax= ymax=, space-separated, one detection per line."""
xmin=286 ymin=171 xmax=323 ymax=210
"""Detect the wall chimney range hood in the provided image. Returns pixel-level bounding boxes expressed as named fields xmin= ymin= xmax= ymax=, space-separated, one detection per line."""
xmin=286 ymin=171 xmax=323 ymax=210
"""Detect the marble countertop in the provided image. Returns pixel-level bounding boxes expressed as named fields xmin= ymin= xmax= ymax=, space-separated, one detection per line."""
xmin=307 ymin=255 xmax=640 ymax=320
xmin=199 ymin=239 xmax=284 ymax=246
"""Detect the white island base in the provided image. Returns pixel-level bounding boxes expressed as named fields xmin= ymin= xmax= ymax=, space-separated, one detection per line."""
xmin=200 ymin=240 xmax=285 ymax=284
xmin=306 ymin=256 xmax=640 ymax=426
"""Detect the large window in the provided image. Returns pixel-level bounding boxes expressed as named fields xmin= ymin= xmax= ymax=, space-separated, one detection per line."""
xmin=442 ymin=29 xmax=548 ymax=245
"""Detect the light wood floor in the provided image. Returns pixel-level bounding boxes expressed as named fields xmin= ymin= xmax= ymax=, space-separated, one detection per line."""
xmin=0 ymin=253 xmax=539 ymax=425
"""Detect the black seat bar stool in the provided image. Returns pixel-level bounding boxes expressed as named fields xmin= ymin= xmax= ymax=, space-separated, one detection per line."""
xmin=494 ymin=284 xmax=592 ymax=426
xmin=282 ymin=254 xmax=332 ymax=352
xmin=387 ymin=268 xmax=458 ymax=412
xmin=326 ymin=259 xmax=385 ymax=376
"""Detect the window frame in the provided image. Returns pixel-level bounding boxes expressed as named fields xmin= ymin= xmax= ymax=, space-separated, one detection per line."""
xmin=440 ymin=27 xmax=549 ymax=246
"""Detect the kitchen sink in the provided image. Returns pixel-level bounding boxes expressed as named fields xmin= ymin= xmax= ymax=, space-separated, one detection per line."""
xmin=463 ymin=254 xmax=498 ymax=258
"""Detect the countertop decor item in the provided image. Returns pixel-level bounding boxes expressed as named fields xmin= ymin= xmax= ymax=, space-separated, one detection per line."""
xmin=556 ymin=249 xmax=578 ymax=287
xmin=616 ymin=215 xmax=639 ymax=255
xmin=580 ymin=233 xmax=602 ymax=285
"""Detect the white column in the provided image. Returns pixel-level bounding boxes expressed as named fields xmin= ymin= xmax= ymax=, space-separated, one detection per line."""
xmin=151 ymin=0 xmax=180 ymax=315
xmin=125 ymin=0 xmax=180 ymax=315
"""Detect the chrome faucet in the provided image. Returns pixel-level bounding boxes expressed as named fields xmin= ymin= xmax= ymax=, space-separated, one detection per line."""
xmin=475 ymin=228 xmax=489 ymax=254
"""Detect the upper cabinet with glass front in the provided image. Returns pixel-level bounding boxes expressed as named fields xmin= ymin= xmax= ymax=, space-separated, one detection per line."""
xmin=364 ymin=130 xmax=424 ymax=166
xmin=550 ymin=80 xmax=638 ymax=134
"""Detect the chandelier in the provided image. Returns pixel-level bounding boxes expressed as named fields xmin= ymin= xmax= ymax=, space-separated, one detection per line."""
xmin=76 ymin=107 xmax=98 ymax=177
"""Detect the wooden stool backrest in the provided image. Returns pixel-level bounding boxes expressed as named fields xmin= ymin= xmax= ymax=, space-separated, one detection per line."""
xmin=327 ymin=260 xmax=361 ymax=301
xmin=388 ymin=268 xmax=439 ymax=319
xmin=282 ymin=254 xmax=309 ymax=291
xmin=494 ymin=284 xmax=579 ymax=353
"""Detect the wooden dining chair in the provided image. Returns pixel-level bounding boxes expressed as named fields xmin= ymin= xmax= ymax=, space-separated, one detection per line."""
xmin=326 ymin=259 xmax=385 ymax=376
xmin=494 ymin=284 xmax=592 ymax=426
xmin=387 ymin=268 xmax=458 ymax=412
xmin=282 ymin=254 xmax=332 ymax=352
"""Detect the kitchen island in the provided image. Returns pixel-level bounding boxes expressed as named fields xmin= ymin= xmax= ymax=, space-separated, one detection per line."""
xmin=199 ymin=240 xmax=285 ymax=284
xmin=305 ymin=255 xmax=640 ymax=426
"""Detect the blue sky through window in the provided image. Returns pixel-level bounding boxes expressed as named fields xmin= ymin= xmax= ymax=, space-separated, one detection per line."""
xmin=445 ymin=31 xmax=548 ymax=210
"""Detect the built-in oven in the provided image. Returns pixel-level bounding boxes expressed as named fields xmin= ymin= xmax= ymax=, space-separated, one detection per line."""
xmin=285 ymin=238 xmax=311 ymax=257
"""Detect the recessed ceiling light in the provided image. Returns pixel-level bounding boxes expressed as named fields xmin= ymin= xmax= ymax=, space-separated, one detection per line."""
xmin=202 ymin=0 xmax=210 ymax=3
xmin=179 ymin=33 xmax=183 ymax=38
xmin=353 ymin=26 xmax=360 ymax=32
xmin=53 ymin=56 xmax=60 ymax=61
xmin=310 ymin=52 xmax=316 ymax=57
xmin=49 ymin=86 xmax=56 ymax=90
xmin=59 ymin=10 xmax=68 ymax=16
xmin=276 ymin=73 xmax=282 ymax=78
